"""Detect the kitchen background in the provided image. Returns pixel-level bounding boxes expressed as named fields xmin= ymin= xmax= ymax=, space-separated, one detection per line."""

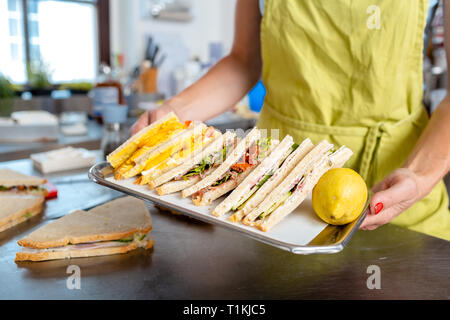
xmin=0 ymin=0 xmax=448 ymax=191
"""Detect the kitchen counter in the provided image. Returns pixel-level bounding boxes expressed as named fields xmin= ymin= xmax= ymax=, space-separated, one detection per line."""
xmin=0 ymin=120 xmax=105 ymax=162
xmin=0 ymin=158 xmax=449 ymax=300
xmin=0 ymin=112 xmax=257 ymax=162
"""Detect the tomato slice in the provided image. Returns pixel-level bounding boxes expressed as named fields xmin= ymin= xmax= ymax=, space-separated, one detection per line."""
xmin=231 ymin=162 xmax=253 ymax=173
xmin=44 ymin=182 xmax=58 ymax=199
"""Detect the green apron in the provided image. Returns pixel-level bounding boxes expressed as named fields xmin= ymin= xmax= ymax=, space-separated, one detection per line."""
xmin=257 ymin=0 xmax=450 ymax=240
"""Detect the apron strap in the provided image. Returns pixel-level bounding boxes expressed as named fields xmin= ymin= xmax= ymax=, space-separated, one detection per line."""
xmin=359 ymin=123 xmax=384 ymax=181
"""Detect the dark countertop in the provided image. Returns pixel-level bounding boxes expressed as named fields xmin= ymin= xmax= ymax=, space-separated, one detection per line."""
xmin=0 ymin=158 xmax=449 ymax=300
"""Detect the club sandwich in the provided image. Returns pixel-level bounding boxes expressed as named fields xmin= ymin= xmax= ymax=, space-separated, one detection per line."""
xmin=154 ymin=131 xmax=237 ymax=194
xmin=228 ymin=137 xmax=315 ymax=222
xmin=244 ymin=144 xmax=353 ymax=232
xmin=0 ymin=169 xmax=48 ymax=197
xmin=139 ymin=124 xmax=221 ymax=186
xmin=0 ymin=195 xmax=44 ymax=233
xmin=107 ymin=112 xmax=187 ymax=171
xmin=182 ymin=128 xmax=278 ymax=206
xmin=15 ymin=196 xmax=153 ymax=262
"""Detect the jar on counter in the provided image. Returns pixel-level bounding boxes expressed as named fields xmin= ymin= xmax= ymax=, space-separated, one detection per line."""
xmin=101 ymin=105 xmax=129 ymax=158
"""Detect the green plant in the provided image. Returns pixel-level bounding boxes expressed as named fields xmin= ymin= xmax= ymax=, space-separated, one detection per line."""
xmin=27 ymin=61 xmax=52 ymax=89
xmin=59 ymin=82 xmax=94 ymax=92
xmin=0 ymin=74 xmax=15 ymax=117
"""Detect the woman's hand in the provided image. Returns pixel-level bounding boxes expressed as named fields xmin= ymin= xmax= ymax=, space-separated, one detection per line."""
xmin=130 ymin=103 xmax=176 ymax=135
xmin=359 ymin=168 xmax=424 ymax=230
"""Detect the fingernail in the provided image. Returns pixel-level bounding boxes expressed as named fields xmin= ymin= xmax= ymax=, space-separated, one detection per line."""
xmin=374 ymin=202 xmax=383 ymax=215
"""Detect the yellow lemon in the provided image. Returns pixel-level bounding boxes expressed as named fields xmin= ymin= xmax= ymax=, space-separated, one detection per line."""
xmin=312 ymin=168 xmax=367 ymax=225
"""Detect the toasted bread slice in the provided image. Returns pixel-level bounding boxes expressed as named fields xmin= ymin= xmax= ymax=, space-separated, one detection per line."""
xmin=17 ymin=196 xmax=152 ymax=249
xmin=15 ymin=236 xmax=154 ymax=262
xmin=0 ymin=169 xmax=46 ymax=188
xmin=0 ymin=195 xmax=44 ymax=232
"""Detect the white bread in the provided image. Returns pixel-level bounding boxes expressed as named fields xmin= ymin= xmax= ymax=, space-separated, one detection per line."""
xmin=258 ymin=146 xmax=353 ymax=232
xmin=243 ymin=140 xmax=333 ymax=225
xmin=182 ymin=128 xmax=261 ymax=198
xmin=155 ymin=166 xmax=216 ymax=196
xmin=15 ymin=236 xmax=154 ymax=262
xmin=212 ymin=135 xmax=295 ymax=217
xmin=107 ymin=111 xmax=179 ymax=168
xmin=145 ymin=126 xmax=222 ymax=187
xmin=17 ymin=196 xmax=152 ymax=249
xmin=0 ymin=188 xmax=48 ymax=197
xmin=150 ymin=131 xmax=236 ymax=190
xmin=193 ymin=167 xmax=255 ymax=206
xmin=231 ymin=138 xmax=314 ymax=223
xmin=0 ymin=169 xmax=46 ymax=187
xmin=123 ymin=123 xmax=206 ymax=178
xmin=0 ymin=195 xmax=44 ymax=232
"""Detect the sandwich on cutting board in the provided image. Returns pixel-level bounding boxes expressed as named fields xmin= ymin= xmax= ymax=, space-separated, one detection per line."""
xmin=0 ymin=195 xmax=44 ymax=233
xmin=154 ymin=131 xmax=237 ymax=195
xmin=182 ymin=128 xmax=278 ymax=206
xmin=138 ymin=124 xmax=221 ymax=186
xmin=15 ymin=196 xmax=153 ymax=262
xmin=108 ymin=111 xmax=189 ymax=180
xmin=0 ymin=168 xmax=48 ymax=197
xmin=243 ymin=141 xmax=353 ymax=232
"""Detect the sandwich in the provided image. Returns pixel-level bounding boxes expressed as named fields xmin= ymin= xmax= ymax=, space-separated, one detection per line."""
xmin=154 ymin=131 xmax=237 ymax=195
xmin=15 ymin=196 xmax=153 ymax=262
xmin=139 ymin=124 xmax=221 ymax=186
xmin=126 ymin=122 xmax=210 ymax=182
xmin=0 ymin=169 xmax=48 ymax=197
xmin=229 ymin=137 xmax=314 ymax=222
xmin=212 ymin=134 xmax=297 ymax=217
xmin=0 ymin=195 xmax=44 ymax=233
xmin=243 ymin=144 xmax=353 ymax=232
xmin=182 ymin=128 xmax=278 ymax=206
xmin=107 ymin=112 xmax=186 ymax=170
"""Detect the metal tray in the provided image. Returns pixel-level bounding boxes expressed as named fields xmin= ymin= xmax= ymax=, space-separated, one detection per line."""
xmin=89 ymin=162 xmax=369 ymax=254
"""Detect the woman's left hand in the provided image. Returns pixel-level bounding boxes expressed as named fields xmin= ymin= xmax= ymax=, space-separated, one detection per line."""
xmin=359 ymin=168 xmax=424 ymax=230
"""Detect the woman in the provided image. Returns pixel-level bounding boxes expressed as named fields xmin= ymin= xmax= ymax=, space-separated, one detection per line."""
xmin=132 ymin=0 xmax=450 ymax=240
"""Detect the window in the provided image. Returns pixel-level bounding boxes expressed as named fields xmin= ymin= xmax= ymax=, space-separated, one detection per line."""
xmin=0 ymin=0 xmax=108 ymax=84
xmin=0 ymin=0 xmax=26 ymax=82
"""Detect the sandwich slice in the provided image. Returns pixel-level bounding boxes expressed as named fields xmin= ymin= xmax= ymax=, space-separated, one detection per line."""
xmin=15 ymin=196 xmax=153 ymax=262
xmin=154 ymin=131 xmax=237 ymax=195
xmin=228 ymin=137 xmax=314 ymax=222
xmin=140 ymin=125 xmax=221 ymax=186
xmin=212 ymin=134 xmax=297 ymax=217
xmin=245 ymin=145 xmax=353 ymax=232
xmin=107 ymin=111 xmax=186 ymax=170
xmin=0 ymin=169 xmax=48 ymax=197
xmin=127 ymin=122 xmax=210 ymax=182
xmin=182 ymin=128 xmax=279 ymax=206
xmin=0 ymin=195 xmax=44 ymax=233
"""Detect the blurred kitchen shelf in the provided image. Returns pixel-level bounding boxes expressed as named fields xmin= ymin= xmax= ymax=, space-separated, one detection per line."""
xmin=0 ymin=112 xmax=257 ymax=162
xmin=205 ymin=111 xmax=257 ymax=132
xmin=0 ymin=120 xmax=105 ymax=162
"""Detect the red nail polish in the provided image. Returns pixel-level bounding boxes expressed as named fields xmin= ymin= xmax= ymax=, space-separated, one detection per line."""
xmin=374 ymin=202 xmax=383 ymax=214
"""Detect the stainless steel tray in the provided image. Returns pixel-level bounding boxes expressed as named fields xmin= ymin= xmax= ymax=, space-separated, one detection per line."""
xmin=89 ymin=162 xmax=369 ymax=254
